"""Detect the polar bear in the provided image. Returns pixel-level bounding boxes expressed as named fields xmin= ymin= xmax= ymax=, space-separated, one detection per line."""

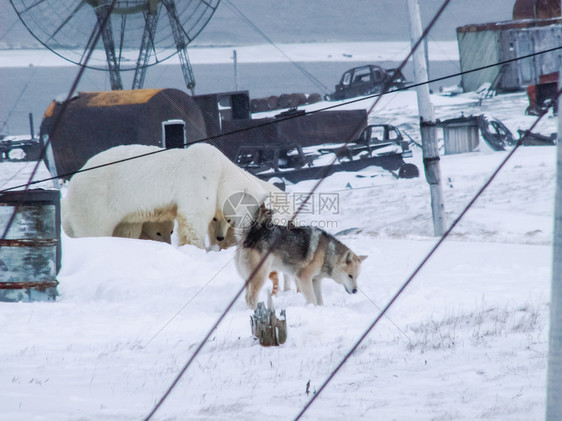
xmin=62 ymin=143 xmax=280 ymax=248
xmin=207 ymin=208 xmax=237 ymax=250
xmin=111 ymin=205 xmax=177 ymax=243
xmin=112 ymin=220 xmax=175 ymax=244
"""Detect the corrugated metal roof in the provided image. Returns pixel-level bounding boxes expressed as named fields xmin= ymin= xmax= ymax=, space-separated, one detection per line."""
xmin=457 ymin=17 xmax=562 ymax=33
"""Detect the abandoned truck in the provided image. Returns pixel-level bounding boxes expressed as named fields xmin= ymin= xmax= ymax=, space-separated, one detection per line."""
xmin=328 ymin=65 xmax=408 ymax=101
xmin=235 ymin=121 xmax=417 ymax=183
xmin=39 ymin=89 xmax=417 ymax=185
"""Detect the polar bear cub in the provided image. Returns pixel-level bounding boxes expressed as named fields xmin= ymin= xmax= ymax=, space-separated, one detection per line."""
xmin=112 ymin=220 xmax=175 ymax=244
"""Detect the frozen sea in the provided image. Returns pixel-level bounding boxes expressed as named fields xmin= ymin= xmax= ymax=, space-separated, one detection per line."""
xmin=0 ymin=42 xmax=461 ymax=135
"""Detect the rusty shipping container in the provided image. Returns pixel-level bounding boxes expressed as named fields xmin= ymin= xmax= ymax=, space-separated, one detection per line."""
xmin=40 ymin=89 xmax=208 ymax=178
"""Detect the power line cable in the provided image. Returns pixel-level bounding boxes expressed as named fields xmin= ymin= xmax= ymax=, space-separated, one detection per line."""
xmin=0 ymin=16 xmax=21 ymax=43
xmin=2 ymin=3 xmax=554 ymax=418
xmin=143 ymin=0 xmax=454 ymax=419
xmin=224 ymin=0 xmax=331 ymax=95
xmin=0 ymin=64 xmax=39 ymax=134
xmin=0 ymin=0 xmax=117 ymax=240
xmin=3 ymin=42 xmax=559 ymax=194
xmin=292 ymin=88 xmax=561 ymax=420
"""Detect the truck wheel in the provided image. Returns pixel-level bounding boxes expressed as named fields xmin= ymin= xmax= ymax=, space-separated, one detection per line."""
xmin=266 ymin=176 xmax=286 ymax=191
xmin=398 ymin=163 xmax=419 ymax=179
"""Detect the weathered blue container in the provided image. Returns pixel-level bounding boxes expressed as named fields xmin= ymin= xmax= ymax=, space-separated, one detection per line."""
xmin=0 ymin=189 xmax=61 ymax=302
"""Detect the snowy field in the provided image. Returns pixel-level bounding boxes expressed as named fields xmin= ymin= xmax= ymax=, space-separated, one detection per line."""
xmin=0 ymin=41 xmax=458 ymax=67
xmin=0 ymin=79 xmax=558 ymax=419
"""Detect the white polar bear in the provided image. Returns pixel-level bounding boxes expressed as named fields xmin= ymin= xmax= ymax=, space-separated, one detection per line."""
xmin=112 ymin=220 xmax=175 ymax=244
xmin=62 ymin=143 xmax=279 ymax=248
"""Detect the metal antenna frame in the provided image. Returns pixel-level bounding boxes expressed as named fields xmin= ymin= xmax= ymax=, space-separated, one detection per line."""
xmin=10 ymin=0 xmax=222 ymax=92
xmin=94 ymin=3 xmax=123 ymax=90
xmin=163 ymin=0 xmax=196 ymax=94
xmin=132 ymin=5 xmax=160 ymax=89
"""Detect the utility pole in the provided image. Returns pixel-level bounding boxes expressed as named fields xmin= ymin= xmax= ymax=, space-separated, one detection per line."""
xmin=406 ymin=0 xmax=446 ymax=236
xmin=546 ymin=68 xmax=562 ymax=421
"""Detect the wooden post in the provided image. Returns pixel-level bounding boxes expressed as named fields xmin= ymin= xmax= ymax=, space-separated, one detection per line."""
xmin=250 ymin=291 xmax=287 ymax=346
xmin=233 ymin=49 xmax=239 ymax=91
xmin=407 ymin=0 xmax=446 ymax=236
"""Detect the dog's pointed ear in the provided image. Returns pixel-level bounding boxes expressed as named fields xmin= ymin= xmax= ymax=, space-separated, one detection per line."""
xmin=358 ymin=255 xmax=367 ymax=263
xmin=345 ymin=250 xmax=352 ymax=264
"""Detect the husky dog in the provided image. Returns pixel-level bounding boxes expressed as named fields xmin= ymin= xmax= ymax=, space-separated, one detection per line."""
xmin=236 ymin=205 xmax=367 ymax=309
xmin=208 ymin=208 xmax=294 ymax=294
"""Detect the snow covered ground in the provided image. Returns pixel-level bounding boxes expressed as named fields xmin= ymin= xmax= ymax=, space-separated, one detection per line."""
xmin=0 ymin=78 xmax=558 ymax=419
xmin=0 ymin=41 xmax=459 ymax=67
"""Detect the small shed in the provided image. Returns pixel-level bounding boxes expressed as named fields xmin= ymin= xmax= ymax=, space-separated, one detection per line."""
xmin=40 ymin=89 xmax=208 ymax=178
xmin=438 ymin=115 xmax=480 ymax=155
xmin=457 ymin=18 xmax=562 ymax=92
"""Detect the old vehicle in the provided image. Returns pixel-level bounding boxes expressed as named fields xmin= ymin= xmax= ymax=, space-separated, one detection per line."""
xmin=329 ymin=65 xmax=408 ymax=101
xmin=0 ymin=135 xmax=42 ymax=162
xmin=40 ymin=89 xmax=418 ymax=185
xmin=318 ymin=124 xmax=412 ymax=158
xmin=235 ymin=123 xmax=418 ymax=183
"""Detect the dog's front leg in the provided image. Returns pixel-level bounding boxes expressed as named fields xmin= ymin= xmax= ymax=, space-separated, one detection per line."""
xmin=297 ymin=275 xmax=317 ymax=306
xmin=283 ymin=273 xmax=293 ymax=292
xmin=312 ymin=277 xmax=323 ymax=306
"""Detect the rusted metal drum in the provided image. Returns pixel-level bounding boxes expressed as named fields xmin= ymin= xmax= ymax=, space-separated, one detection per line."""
xmin=250 ymin=98 xmax=261 ymax=113
xmin=266 ymin=96 xmax=279 ymax=110
xmin=278 ymin=94 xmax=290 ymax=109
xmin=250 ymin=98 xmax=269 ymax=113
xmin=288 ymin=93 xmax=307 ymax=108
xmin=307 ymin=93 xmax=322 ymax=104
xmin=0 ymin=189 xmax=61 ymax=302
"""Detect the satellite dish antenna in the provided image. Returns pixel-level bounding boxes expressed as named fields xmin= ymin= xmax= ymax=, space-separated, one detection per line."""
xmin=10 ymin=0 xmax=221 ymax=94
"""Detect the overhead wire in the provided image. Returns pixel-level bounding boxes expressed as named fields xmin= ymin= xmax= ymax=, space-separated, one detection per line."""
xmin=3 ymin=0 xmax=557 ymax=418
xmin=1 ymin=2 xmax=560 ymax=419
xmin=2 ymin=43 xmax=561 ymax=194
xmin=143 ymin=0 xmax=455 ymax=419
xmin=0 ymin=73 xmax=35 ymax=134
xmin=292 ymin=87 xmax=561 ymax=419
xmin=0 ymin=0 xmax=117 ymax=240
xmin=223 ymin=0 xmax=331 ymax=95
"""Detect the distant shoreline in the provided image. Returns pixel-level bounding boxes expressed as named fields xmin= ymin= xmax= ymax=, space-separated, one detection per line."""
xmin=0 ymin=41 xmax=459 ymax=68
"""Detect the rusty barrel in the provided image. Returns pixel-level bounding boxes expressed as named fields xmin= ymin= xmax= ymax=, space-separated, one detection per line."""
xmin=278 ymin=94 xmax=290 ymax=109
xmin=250 ymin=98 xmax=261 ymax=113
xmin=0 ymin=189 xmax=61 ymax=302
xmin=267 ymin=96 xmax=279 ymax=110
xmin=288 ymin=93 xmax=307 ymax=108
xmin=250 ymin=98 xmax=270 ymax=113
xmin=307 ymin=93 xmax=322 ymax=104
